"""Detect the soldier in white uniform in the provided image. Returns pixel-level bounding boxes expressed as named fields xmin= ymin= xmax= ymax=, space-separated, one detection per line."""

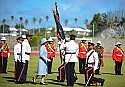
xmin=60 ymin=34 xmax=78 ymax=86
xmin=18 ymin=34 xmax=33 ymax=83
xmin=85 ymin=42 xmax=105 ymax=86
xmin=14 ymin=37 xmax=23 ymax=82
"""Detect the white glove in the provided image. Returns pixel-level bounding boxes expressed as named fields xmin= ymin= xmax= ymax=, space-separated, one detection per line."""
xmin=94 ymin=66 xmax=98 ymax=72
xmin=47 ymin=59 xmax=51 ymax=62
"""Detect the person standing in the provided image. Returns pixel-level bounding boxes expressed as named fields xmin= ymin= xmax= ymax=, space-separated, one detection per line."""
xmin=94 ymin=40 xmax=104 ymax=75
xmin=46 ymin=37 xmax=56 ymax=74
xmin=32 ymin=38 xmax=50 ymax=85
xmin=13 ymin=37 xmax=23 ymax=82
xmin=112 ymin=42 xmax=124 ymax=75
xmin=78 ymin=38 xmax=88 ymax=74
xmin=0 ymin=37 xmax=10 ymax=73
xmin=17 ymin=34 xmax=33 ymax=83
xmin=60 ymin=34 xmax=78 ymax=86
xmin=85 ymin=42 xmax=105 ymax=86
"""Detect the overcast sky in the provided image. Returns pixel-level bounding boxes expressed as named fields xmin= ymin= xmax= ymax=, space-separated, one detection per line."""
xmin=0 ymin=0 xmax=125 ymax=29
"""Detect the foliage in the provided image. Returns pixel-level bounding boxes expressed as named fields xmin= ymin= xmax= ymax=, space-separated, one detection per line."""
xmin=30 ymin=35 xmax=42 ymax=47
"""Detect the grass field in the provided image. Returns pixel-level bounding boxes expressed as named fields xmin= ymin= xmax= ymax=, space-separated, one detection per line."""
xmin=0 ymin=54 xmax=125 ymax=87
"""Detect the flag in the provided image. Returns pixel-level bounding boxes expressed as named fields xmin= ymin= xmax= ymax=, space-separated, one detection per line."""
xmin=53 ymin=2 xmax=65 ymax=40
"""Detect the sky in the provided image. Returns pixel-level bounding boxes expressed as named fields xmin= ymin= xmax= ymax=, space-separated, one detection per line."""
xmin=0 ymin=0 xmax=125 ymax=29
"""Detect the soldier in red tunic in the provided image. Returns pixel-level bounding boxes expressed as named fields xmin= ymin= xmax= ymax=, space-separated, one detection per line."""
xmin=112 ymin=42 xmax=124 ymax=75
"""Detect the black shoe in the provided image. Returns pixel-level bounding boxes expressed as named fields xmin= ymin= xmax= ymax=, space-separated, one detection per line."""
xmin=101 ymin=79 xmax=105 ymax=86
xmin=118 ymin=74 xmax=123 ymax=75
xmin=40 ymin=82 xmax=47 ymax=85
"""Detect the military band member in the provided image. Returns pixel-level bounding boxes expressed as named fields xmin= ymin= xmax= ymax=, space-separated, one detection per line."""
xmin=46 ymin=37 xmax=56 ymax=74
xmin=95 ymin=40 xmax=104 ymax=75
xmin=78 ymin=38 xmax=88 ymax=74
xmin=85 ymin=42 xmax=105 ymax=86
xmin=60 ymin=34 xmax=78 ymax=86
xmin=112 ymin=42 xmax=124 ymax=75
xmin=0 ymin=37 xmax=10 ymax=73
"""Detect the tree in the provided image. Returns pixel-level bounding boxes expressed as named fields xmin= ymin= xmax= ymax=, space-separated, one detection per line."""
xmin=64 ymin=20 xmax=68 ymax=27
xmin=83 ymin=19 xmax=89 ymax=28
xmin=25 ymin=19 xmax=29 ymax=34
xmin=38 ymin=18 xmax=42 ymax=33
xmin=33 ymin=17 xmax=37 ymax=35
xmin=11 ymin=16 xmax=14 ymax=27
xmin=74 ymin=18 xmax=78 ymax=27
xmin=45 ymin=16 xmax=49 ymax=37
xmin=2 ymin=18 xmax=6 ymax=34
xmin=19 ymin=17 xmax=23 ymax=36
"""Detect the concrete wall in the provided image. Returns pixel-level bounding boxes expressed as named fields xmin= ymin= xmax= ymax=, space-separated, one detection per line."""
xmin=91 ymin=37 xmax=125 ymax=53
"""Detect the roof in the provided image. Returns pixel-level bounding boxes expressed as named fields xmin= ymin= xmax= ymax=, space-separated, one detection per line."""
xmin=9 ymin=28 xmax=18 ymax=31
xmin=47 ymin=27 xmax=91 ymax=32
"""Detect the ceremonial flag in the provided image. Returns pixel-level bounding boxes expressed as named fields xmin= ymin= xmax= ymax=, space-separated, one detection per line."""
xmin=53 ymin=2 xmax=65 ymax=40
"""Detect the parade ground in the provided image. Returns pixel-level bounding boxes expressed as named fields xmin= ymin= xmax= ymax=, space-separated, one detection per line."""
xmin=0 ymin=53 xmax=125 ymax=87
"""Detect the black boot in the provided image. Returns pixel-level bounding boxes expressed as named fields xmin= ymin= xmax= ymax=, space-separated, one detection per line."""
xmin=101 ymin=79 xmax=105 ymax=86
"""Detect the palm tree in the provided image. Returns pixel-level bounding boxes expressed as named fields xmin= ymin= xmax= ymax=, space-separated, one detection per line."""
xmin=83 ymin=19 xmax=89 ymax=28
xmin=33 ymin=17 xmax=37 ymax=35
xmin=38 ymin=18 xmax=42 ymax=33
xmin=74 ymin=18 xmax=78 ymax=27
xmin=19 ymin=17 xmax=23 ymax=36
xmin=11 ymin=16 xmax=14 ymax=27
xmin=64 ymin=20 xmax=68 ymax=27
xmin=25 ymin=19 xmax=29 ymax=34
xmin=45 ymin=16 xmax=49 ymax=37
xmin=2 ymin=19 xmax=6 ymax=34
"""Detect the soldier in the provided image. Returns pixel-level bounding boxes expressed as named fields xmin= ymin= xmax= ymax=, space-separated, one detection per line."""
xmin=78 ymin=38 xmax=88 ymax=74
xmin=0 ymin=37 xmax=10 ymax=73
xmin=85 ymin=42 xmax=105 ymax=86
xmin=60 ymin=34 xmax=78 ymax=86
xmin=17 ymin=34 xmax=33 ymax=83
xmin=112 ymin=42 xmax=124 ymax=75
xmin=94 ymin=40 xmax=104 ymax=75
xmin=46 ymin=37 xmax=56 ymax=74
xmin=14 ymin=37 xmax=23 ymax=82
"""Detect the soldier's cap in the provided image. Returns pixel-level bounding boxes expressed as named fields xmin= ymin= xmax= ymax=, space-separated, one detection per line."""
xmin=115 ymin=42 xmax=121 ymax=46
xmin=16 ymin=37 xmax=22 ymax=41
xmin=1 ymin=37 xmax=6 ymax=41
xmin=97 ymin=40 xmax=101 ymax=44
xmin=48 ymin=37 xmax=53 ymax=42
xmin=22 ymin=35 xmax=26 ymax=39
xmin=70 ymin=34 xmax=76 ymax=37
xmin=88 ymin=42 xmax=95 ymax=46
xmin=26 ymin=34 xmax=33 ymax=37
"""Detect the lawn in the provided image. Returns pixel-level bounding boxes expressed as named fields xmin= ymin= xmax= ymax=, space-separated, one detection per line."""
xmin=0 ymin=54 xmax=125 ymax=87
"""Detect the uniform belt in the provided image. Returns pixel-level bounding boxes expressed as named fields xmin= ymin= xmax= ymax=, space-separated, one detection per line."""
xmin=25 ymin=52 xmax=30 ymax=55
xmin=66 ymin=52 xmax=76 ymax=54
xmin=17 ymin=53 xmax=20 ymax=55
xmin=117 ymin=54 xmax=122 ymax=56
xmin=87 ymin=62 xmax=94 ymax=65
xmin=80 ymin=52 xmax=86 ymax=54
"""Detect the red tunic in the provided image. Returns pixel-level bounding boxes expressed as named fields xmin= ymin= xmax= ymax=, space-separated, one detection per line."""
xmin=78 ymin=43 xmax=88 ymax=59
xmin=112 ymin=47 xmax=124 ymax=62
xmin=1 ymin=43 xmax=10 ymax=58
xmin=46 ymin=44 xmax=55 ymax=59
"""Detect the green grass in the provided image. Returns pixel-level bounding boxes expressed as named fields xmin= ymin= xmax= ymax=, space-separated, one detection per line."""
xmin=0 ymin=55 xmax=125 ymax=87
